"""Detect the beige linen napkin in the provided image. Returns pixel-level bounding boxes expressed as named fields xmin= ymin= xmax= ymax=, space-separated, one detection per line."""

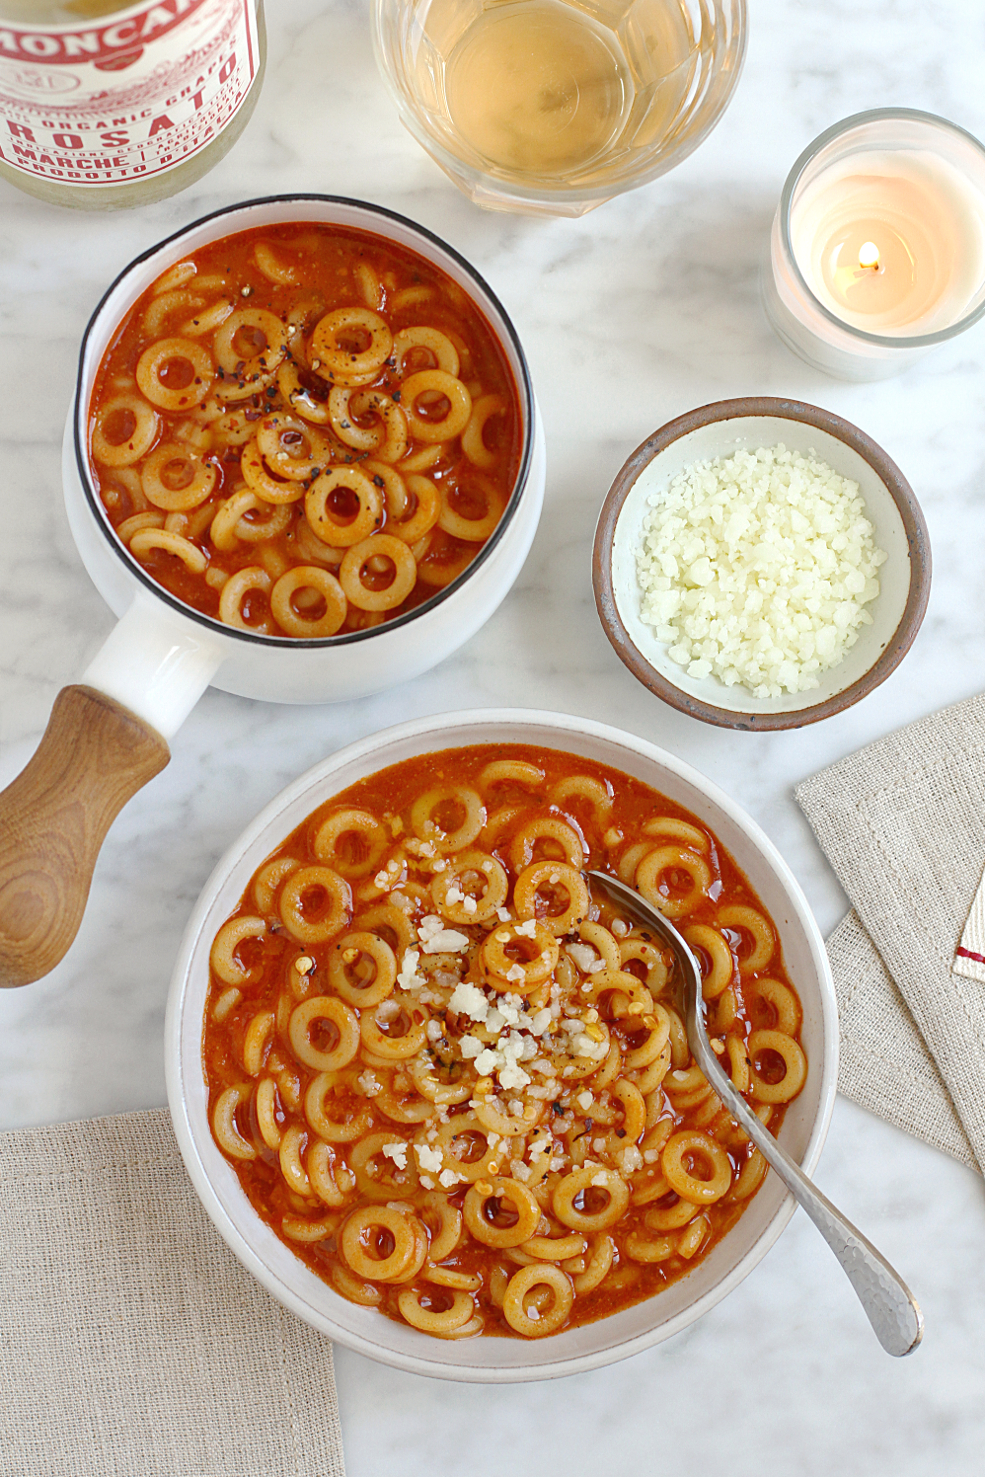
xmin=796 ymin=691 xmax=985 ymax=1178
xmin=0 ymin=1108 xmax=347 ymax=1477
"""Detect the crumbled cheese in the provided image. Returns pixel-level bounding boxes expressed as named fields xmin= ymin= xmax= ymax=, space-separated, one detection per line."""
xmin=617 ymin=1145 xmax=643 ymax=1174
xmin=438 ymin=1168 xmax=465 ymax=1188
xmin=462 ymin=895 xmax=478 ymax=915
xmin=566 ymin=942 xmax=599 ymax=972
xmin=496 ymin=906 xmax=512 ymax=922
xmin=418 ymin=914 xmax=470 ymax=953
xmin=505 ymin=963 xmax=526 ymax=984
xmin=448 ymin=981 xmax=489 ymax=1022
xmin=591 ymin=1171 xmax=611 ymax=1187
xmin=514 ymin=919 xmax=537 ymax=937
xmin=397 ymin=948 xmax=424 ymax=991
xmin=529 ymin=1008 xmax=552 ymax=1036
xmin=381 ymin=1142 xmax=408 ymax=1170
xmin=611 ymin=918 xmax=629 ymax=937
xmin=425 ymin=1019 xmax=444 ymax=1043
xmin=459 ymin=1034 xmax=484 ymax=1059
xmin=356 ymin=1071 xmax=382 ymax=1097
xmin=415 ymin=1144 xmax=443 ymax=1174
xmin=577 ymin=1090 xmax=594 ymax=1110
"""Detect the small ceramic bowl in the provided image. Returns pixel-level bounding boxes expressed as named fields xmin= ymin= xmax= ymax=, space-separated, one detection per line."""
xmin=593 ymin=398 xmax=931 ymax=731
xmin=165 ymin=707 xmax=837 ymax=1383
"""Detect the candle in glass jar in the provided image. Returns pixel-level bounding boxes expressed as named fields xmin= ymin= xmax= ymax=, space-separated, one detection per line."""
xmin=764 ymin=110 xmax=985 ymax=381
xmin=791 ymin=151 xmax=985 ymax=335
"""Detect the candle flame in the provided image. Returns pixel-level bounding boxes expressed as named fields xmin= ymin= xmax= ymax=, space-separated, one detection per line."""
xmin=858 ymin=241 xmax=881 ymax=270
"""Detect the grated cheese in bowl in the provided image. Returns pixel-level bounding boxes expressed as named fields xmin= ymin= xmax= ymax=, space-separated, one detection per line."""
xmin=636 ymin=444 xmax=887 ymax=698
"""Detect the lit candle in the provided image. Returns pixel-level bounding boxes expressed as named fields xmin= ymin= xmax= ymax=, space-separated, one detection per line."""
xmin=764 ymin=109 xmax=985 ymax=380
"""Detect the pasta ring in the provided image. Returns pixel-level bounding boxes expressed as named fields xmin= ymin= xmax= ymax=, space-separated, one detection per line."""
xmin=430 ymin=850 xmax=508 ymax=924
xmin=635 ymin=845 xmax=712 ymax=919
xmin=745 ymin=978 xmax=800 ymax=1035
xmin=210 ymin=489 xmax=291 ymax=550
xmin=214 ymin=307 xmax=290 ymax=376
xmin=410 ymin=785 xmax=486 ymax=853
xmin=462 ymin=1177 xmax=541 ymax=1250
xmin=339 ymin=535 xmax=417 ymax=612
xmin=305 ymin=1073 xmax=373 ymax=1144
xmin=502 ymin=1264 xmax=573 ymax=1337
xmin=349 ymin=1131 xmax=422 ymax=1203
xmin=241 ymin=436 xmax=308 ymax=504
xmin=277 ymin=360 xmax=332 ymax=423
xmin=255 ymin=412 xmax=332 ymax=481
xmin=310 ymin=307 xmax=393 ymax=384
xmin=140 ymin=442 xmax=217 ymax=511
xmin=392 ymin=326 xmax=460 ymax=377
xmin=437 ymin=477 xmax=504 ymax=542
xmin=278 ymin=865 xmax=351 ymax=944
xmin=461 ymin=394 xmax=507 ymax=469
xmin=386 ymin=474 xmax=441 ymax=545
xmin=513 ymin=860 xmax=591 ymax=936
xmin=270 ymin=566 xmax=347 ymax=638
xmin=313 ymin=807 xmax=388 ymax=878
xmin=359 ymin=1001 xmax=427 ymax=1060
xmin=643 ymin=816 xmax=710 ymax=850
xmin=508 ymin=817 xmax=584 ymax=874
xmin=305 ymin=467 xmax=383 ymax=546
xmin=218 ymin=566 xmax=273 ymax=634
xmin=288 ymin=996 xmax=360 ymax=1071
xmin=128 ymin=528 xmax=207 ymax=573
xmin=552 ymin=1167 xmax=629 ymax=1232
xmin=91 ymin=395 xmax=159 ymax=467
xmin=212 ymin=1085 xmax=255 ymax=1161
xmin=683 ymin=924 xmax=735 ymax=1000
xmin=429 ymin=1112 xmax=499 ymax=1183
xmin=397 ymin=1288 xmax=475 ymax=1336
xmin=340 ymin=1205 xmax=427 ymax=1282
xmin=481 ymin=921 xmax=558 ymax=991
xmin=210 ymin=915 xmax=265 ymax=985
xmin=717 ymin=905 xmax=775 ymax=975
xmin=746 ymin=1029 xmax=807 ymax=1103
xmin=348 ymin=389 xmax=408 ymax=464
xmin=136 ymin=336 xmax=214 ymax=411
xmin=400 ymin=369 xmax=472 ymax=443
xmin=661 ymin=1129 xmax=733 ymax=1204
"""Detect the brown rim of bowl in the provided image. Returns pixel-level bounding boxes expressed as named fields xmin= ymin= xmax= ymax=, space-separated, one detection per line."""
xmin=592 ymin=396 xmax=932 ymax=732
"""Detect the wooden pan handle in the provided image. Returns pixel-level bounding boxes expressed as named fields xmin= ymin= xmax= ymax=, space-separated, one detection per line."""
xmin=0 ymin=685 xmax=170 ymax=987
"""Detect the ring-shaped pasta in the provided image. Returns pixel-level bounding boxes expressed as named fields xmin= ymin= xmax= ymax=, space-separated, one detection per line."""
xmin=611 ymin=1078 xmax=647 ymax=1142
xmin=210 ymin=915 xmax=266 ymax=985
xmin=437 ymin=477 xmax=504 ymax=543
xmin=471 ymin=1096 xmax=540 ymax=1137
xmin=255 ymin=240 xmax=299 ymax=285
xmin=209 ymin=489 xmax=289 ymax=550
xmin=136 ymin=336 xmax=214 ymax=410
xmin=181 ymin=298 xmax=234 ymax=338
xmin=513 ymin=860 xmax=591 ymax=936
xmin=329 ymin=1263 xmax=383 ymax=1306
xmin=642 ymin=815 xmax=710 ymax=850
xmin=241 ymin=436 xmax=308 ymax=505
xmin=430 ymin=1112 xmax=499 ymax=1182
xmin=349 ymin=1132 xmax=422 ymax=1203
xmin=277 ymin=360 xmax=332 ymax=423
xmin=430 ymin=850 xmax=508 ymax=924
xmin=242 ymin=1008 xmax=274 ymax=1077
xmin=618 ymin=936 xmax=670 ymax=996
xmin=328 ymin=384 xmax=378 ymax=451
xmin=481 ymin=921 xmax=559 ymax=991
xmin=212 ymin=1085 xmax=255 ymax=1161
xmin=374 ymin=1080 xmax=433 ymax=1124
xmin=392 ymin=326 xmax=460 ymax=377
xmin=270 ymin=565 xmax=347 ymax=638
xmin=305 ymin=467 xmax=383 ymax=547
xmin=278 ymin=1124 xmax=314 ymax=1199
xmin=117 ymin=511 xmax=163 ymax=543
xmin=461 ymin=394 xmax=507 ymax=469
xmin=255 ymin=412 xmax=332 ymax=480
xmin=644 ymin=1196 xmax=700 ymax=1231
xmin=140 ymin=442 xmax=217 ymax=511
xmin=414 ymin=533 xmax=476 ymax=589
xmin=462 ymin=1177 xmax=541 ymax=1249
xmin=311 ymin=306 xmax=393 ymax=384
xmin=479 ymin=759 xmax=544 ymax=791
xmin=306 ymin=1141 xmax=356 ymax=1209
xmin=552 ymin=1166 xmax=629 ymax=1232
xmin=621 ymin=1005 xmax=671 ymax=1072
xmin=91 ymin=395 xmax=159 ymax=467
xmin=581 ymin=967 xmax=652 ymax=1017
xmin=576 ymin=919 xmax=620 ymax=971
xmin=386 ymin=473 xmax=441 ymax=545
xmin=349 ymin=389 xmax=408 ymax=464
xmin=288 ymin=996 xmax=360 ymax=1072
xmin=214 ymin=307 xmax=290 ymax=376
xmin=327 ymin=931 xmax=397 ymax=1008
xmin=278 ymin=865 xmax=351 ymax=944
xmin=746 ymin=1029 xmax=807 ymax=1103
xmin=129 ymin=528 xmax=208 ymax=573
xmin=218 ymin=565 xmax=272 ymax=633
xmin=662 ymin=1129 xmax=733 ymax=1204
xmin=502 ymin=1264 xmax=573 ymax=1337
xmin=635 ymin=845 xmax=712 ymax=919
xmin=340 ymin=1205 xmax=427 ymax=1282
xmin=683 ymin=923 xmax=735 ymax=1001
xmin=305 ymin=1073 xmax=373 ymax=1143
xmin=717 ymin=905 xmax=775 ymax=975
xmin=410 ymin=785 xmax=485 ymax=853
xmin=729 ymin=1148 xmax=769 ymax=1203
xmin=745 ymin=977 xmax=800 ymax=1036
xmin=625 ymin=1230 xmax=677 ymax=1263
xmin=253 ymin=857 xmax=300 ymax=914
xmin=400 ymin=369 xmax=472 ymax=443
xmin=397 ymin=1288 xmax=475 ymax=1335
xmin=339 ymin=535 xmax=417 ymax=612
xmin=359 ymin=1001 xmax=427 ymax=1061
xmin=573 ymin=1234 xmax=615 ymax=1294
xmin=508 ymin=817 xmax=584 ymax=874
xmin=254 ymin=1076 xmax=283 ymax=1151
xmin=617 ymin=841 xmax=653 ymax=885
xmin=354 ymin=902 xmax=416 ymax=959
xmin=142 ymin=288 xmax=204 ymax=338
xmin=313 ymin=807 xmax=388 ymax=878
xmin=406 ymin=1055 xmax=472 ymax=1106
xmin=360 ymin=458 xmax=408 ymax=520
xmin=420 ymin=1192 xmax=463 ymax=1261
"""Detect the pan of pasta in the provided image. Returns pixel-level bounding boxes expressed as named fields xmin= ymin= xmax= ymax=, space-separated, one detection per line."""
xmin=166 ymin=709 xmax=837 ymax=1381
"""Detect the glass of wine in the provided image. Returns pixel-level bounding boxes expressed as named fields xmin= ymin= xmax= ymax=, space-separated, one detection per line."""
xmin=372 ymin=0 xmax=746 ymax=217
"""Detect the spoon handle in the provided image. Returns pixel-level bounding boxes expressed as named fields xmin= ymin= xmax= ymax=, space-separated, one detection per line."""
xmin=692 ymin=1032 xmax=923 ymax=1357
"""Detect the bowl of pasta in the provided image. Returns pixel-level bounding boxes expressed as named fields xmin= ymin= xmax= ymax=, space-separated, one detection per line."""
xmin=165 ymin=708 xmax=837 ymax=1381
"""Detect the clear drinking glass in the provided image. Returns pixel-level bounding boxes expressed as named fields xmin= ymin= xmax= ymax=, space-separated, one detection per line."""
xmin=372 ymin=0 xmax=746 ymax=217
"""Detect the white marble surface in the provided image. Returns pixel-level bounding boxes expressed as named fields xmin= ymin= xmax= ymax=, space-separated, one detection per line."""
xmin=2 ymin=0 xmax=985 ymax=1470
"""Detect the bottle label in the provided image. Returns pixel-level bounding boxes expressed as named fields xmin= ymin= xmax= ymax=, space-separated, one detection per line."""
xmin=0 ymin=0 xmax=259 ymax=188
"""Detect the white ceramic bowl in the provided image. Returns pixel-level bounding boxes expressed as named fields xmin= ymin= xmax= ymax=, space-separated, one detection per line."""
xmin=165 ymin=707 xmax=838 ymax=1382
xmin=593 ymin=398 xmax=931 ymax=731
xmin=63 ymin=195 xmax=546 ymax=738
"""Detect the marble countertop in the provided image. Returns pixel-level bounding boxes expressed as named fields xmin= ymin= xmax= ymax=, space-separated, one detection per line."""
xmin=2 ymin=0 xmax=985 ymax=1471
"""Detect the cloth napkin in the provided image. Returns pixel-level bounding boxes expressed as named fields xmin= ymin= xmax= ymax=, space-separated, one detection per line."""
xmin=0 ymin=1108 xmax=347 ymax=1477
xmin=796 ymin=691 xmax=985 ymax=1178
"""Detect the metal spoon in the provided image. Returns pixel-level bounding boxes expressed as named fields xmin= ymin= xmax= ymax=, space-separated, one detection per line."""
xmin=585 ymin=869 xmax=924 ymax=1357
